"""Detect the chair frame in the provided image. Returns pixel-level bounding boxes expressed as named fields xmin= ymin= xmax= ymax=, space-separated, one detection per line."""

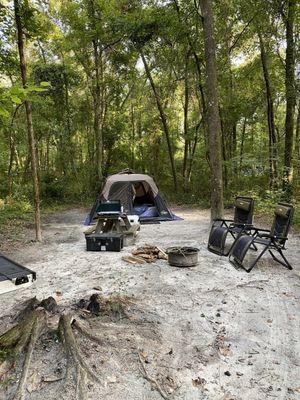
xmin=207 ymin=196 xmax=255 ymax=256
xmin=229 ymin=202 xmax=294 ymax=273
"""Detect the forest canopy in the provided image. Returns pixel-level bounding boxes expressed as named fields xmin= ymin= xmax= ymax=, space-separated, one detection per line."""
xmin=0 ymin=0 xmax=299 ymax=233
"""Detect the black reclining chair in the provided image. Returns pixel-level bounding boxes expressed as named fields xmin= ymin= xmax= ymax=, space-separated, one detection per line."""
xmin=207 ymin=196 xmax=255 ymax=256
xmin=229 ymin=202 xmax=294 ymax=272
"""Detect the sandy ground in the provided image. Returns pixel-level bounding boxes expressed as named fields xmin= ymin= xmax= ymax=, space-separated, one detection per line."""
xmin=0 ymin=207 xmax=300 ymax=400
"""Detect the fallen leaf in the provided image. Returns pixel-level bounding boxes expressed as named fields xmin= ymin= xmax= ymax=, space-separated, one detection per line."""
xmin=140 ymin=351 xmax=148 ymax=359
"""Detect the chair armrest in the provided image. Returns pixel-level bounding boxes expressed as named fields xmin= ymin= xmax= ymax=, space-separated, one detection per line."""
xmin=257 ymin=233 xmax=288 ymax=241
xmin=273 ymin=235 xmax=288 ymax=241
xmin=257 ymin=233 xmax=273 ymax=238
xmin=213 ymin=218 xmax=234 ymax=223
xmin=230 ymin=223 xmax=253 ymax=228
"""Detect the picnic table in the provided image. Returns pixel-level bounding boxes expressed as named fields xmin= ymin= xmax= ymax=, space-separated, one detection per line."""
xmin=84 ymin=212 xmax=140 ymax=245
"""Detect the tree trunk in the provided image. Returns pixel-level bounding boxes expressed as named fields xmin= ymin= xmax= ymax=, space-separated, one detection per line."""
xmin=14 ymin=0 xmax=42 ymax=241
xmin=258 ymin=33 xmax=278 ymax=188
xmin=130 ymin=104 xmax=135 ymax=169
xmin=220 ymin=116 xmax=228 ymax=189
xmin=92 ymin=39 xmax=103 ymax=184
xmin=63 ymin=69 xmax=74 ymax=173
xmin=240 ymin=117 xmax=247 ymax=169
xmin=221 ymin=1 xmax=237 ymax=179
xmin=283 ymin=0 xmax=296 ymax=197
xmin=295 ymin=100 xmax=300 ymax=177
xmin=199 ymin=0 xmax=223 ymax=220
xmin=7 ymin=132 xmax=15 ymax=199
xmin=187 ymin=119 xmax=202 ymax=182
xmin=140 ymin=51 xmax=178 ymax=190
xmin=182 ymin=49 xmax=190 ymax=188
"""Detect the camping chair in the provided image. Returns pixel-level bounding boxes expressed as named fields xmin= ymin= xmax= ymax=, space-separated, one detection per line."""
xmin=229 ymin=202 xmax=294 ymax=273
xmin=207 ymin=196 xmax=255 ymax=256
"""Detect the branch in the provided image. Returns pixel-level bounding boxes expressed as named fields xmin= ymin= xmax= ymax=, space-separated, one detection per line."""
xmin=138 ymin=352 xmax=170 ymax=400
xmin=229 ymin=14 xmax=257 ymax=53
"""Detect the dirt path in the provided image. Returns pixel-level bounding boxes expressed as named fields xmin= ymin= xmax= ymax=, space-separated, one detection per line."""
xmin=0 ymin=207 xmax=299 ymax=400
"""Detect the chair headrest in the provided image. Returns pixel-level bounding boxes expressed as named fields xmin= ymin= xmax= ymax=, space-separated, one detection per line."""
xmin=235 ymin=198 xmax=252 ymax=212
xmin=274 ymin=203 xmax=293 ymax=219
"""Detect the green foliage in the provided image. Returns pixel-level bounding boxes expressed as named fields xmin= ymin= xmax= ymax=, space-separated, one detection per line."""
xmin=0 ymin=0 xmax=299 ymax=229
xmin=0 ymin=197 xmax=33 ymax=227
xmin=0 ymin=83 xmax=51 ymax=118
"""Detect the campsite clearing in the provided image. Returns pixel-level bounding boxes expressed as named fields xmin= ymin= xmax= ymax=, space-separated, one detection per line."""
xmin=0 ymin=207 xmax=299 ymax=400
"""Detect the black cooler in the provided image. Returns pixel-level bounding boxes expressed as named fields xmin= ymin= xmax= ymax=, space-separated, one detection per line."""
xmin=85 ymin=233 xmax=124 ymax=252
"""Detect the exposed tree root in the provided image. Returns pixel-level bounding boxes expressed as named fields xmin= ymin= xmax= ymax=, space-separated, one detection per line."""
xmin=58 ymin=314 xmax=101 ymax=400
xmin=0 ymin=293 xmax=158 ymax=400
xmin=0 ymin=307 xmax=46 ymax=400
xmin=12 ymin=309 xmax=46 ymax=400
xmin=73 ymin=318 xmax=103 ymax=345
xmin=138 ymin=351 xmax=170 ymax=400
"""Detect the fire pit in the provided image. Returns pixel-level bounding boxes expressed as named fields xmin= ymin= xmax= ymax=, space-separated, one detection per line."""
xmin=166 ymin=246 xmax=199 ymax=267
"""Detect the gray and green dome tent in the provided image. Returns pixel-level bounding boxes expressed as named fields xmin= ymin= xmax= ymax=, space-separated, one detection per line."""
xmin=85 ymin=170 xmax=179 ymax=224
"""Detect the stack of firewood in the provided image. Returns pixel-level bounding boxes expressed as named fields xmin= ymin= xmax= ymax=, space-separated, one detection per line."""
xmin=122 ymin=244 xmax=167 ymax=264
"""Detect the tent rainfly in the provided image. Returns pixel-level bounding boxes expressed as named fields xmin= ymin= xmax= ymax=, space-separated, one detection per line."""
xmin=85 ymin=171 xmax=179 ymax=224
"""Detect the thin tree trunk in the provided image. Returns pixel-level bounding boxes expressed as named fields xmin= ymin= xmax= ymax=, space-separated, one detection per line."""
xmin=140 ymin=51 xmax=178 ymax=190
xmin=199 ymin=0 xmax=223 ymax=220
xmin=130 ymin=104 xmax=135 ymax=169
xmin=283 ymin=0 xmax=296 ymax=196
xmin=14 ymin=0 xmax=42 ymax=241
xmin=63 ymin=70 xmax=73 ymax=171
xmin=8 ymin=133 xmax=15 ymax=198
xmin=219 ymin=1 xmax=237 ymax=179
xmin=183 ymin=49 xmax=190 ymax=188
xmin=7 ymin=104 xmax=22 ymax=198
xmin=240 ymin=117 xmax=247 ymax=169
xmin=46 ymin=135 xmax=50 ymax=173
xmin=295 ymin=100 xmax=300 ymax=177
xmin=93 ymin=39 xmax=103 ymax=183
xmin=220 ymin=116 xmax=228 ymax=189
xmin=258 ymin=33 xmax=278 ymax=188
xmin=187 ymin=119 xmax=202 ymax=182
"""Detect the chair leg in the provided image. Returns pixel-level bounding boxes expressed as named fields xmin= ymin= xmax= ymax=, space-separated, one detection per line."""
xmin=268 ymin=249 xmax=292 ymax=270
xmin=250 ymin=243 xmax=258 ymax=251
xmin=243 ymin=245 xmax=269 ymax=273
xmin=229 ymin=244 xmax=269 ymax=273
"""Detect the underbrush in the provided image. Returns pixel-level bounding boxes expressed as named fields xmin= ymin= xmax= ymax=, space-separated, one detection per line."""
xmin=0 ymin=196 xmax=91 ymax=242
xmin=0 ymin=197 xmax=34 ymax=227
xmin=167 ymin=185 xmax=300 ymax=230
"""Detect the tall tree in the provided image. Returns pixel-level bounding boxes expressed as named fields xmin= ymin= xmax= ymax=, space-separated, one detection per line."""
xmin=140 ymin=51 xmax=178 ymax=191
xmin=258 ymin=32 xmax=277 ymax=188
xmin=89 ymin=0 xmax=103 ymax=184
xmin=283 ymin=0 xmax=296 ymax=196
xmin=14 ymin=0 xmax=42 ymax=241
xmin=199 ymin=0 xmax=223 ymax=219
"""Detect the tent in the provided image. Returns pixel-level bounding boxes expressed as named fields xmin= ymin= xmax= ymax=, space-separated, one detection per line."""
xmin=85 ymin=170 xmax=180 ymax=224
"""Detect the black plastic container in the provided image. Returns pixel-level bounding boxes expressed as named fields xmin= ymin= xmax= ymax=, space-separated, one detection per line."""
xmin=86 ymin=233 xmax=124 ymax=252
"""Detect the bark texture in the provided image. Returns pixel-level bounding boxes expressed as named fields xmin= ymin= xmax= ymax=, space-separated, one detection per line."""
xmin=14 ymin=0 xmax=42 ymax=241
xmin=259 ymin=33 xmax=278 ymax=188
xmin=199 ymin=0 xmax=224 ymax=219
xmin=283 ymin=0 xmax=296 ymax=196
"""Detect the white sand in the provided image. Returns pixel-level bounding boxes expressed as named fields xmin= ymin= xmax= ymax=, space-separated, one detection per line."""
xmin=0 ymin=207 xmax=299 ymax=400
